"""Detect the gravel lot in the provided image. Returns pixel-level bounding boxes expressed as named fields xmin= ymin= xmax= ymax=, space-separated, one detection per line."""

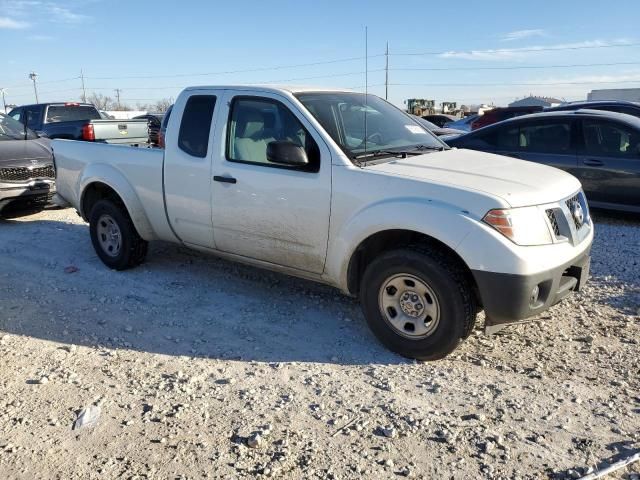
xmin=0 ymin=207 xmax=638 ymax=479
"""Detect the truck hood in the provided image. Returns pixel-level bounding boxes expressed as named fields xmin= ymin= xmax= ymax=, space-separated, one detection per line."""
xmin=0 ymin=138 xmax=53 ymax=167
xmin=365 ymin=148 xmax=581 ymax=208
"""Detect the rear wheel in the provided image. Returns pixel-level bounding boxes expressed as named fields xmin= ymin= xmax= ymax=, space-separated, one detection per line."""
xmin=89 ymin=199 xmax=148 ymax=270
xmin=360 ymin=247 xmax=476 ymax=360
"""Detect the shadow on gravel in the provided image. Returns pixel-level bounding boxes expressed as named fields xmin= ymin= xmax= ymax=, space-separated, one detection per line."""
xmin=548 ymin=440 xmax=640 ymax=480
xmin=588 ymin=209 xmax=640 ymax=314
xmin=0 ymin=217 xmax=407 ymax=365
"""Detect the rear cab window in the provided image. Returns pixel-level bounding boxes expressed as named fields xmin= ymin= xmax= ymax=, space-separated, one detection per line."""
xmin=45 ymin=105 xmax=101 ymax=123
xmin=178 ymin=95 xmax=217 ymax=158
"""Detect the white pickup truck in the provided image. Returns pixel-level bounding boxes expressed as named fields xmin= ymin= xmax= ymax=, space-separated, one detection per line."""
xmin=52 ymin=86 xmax=593 ymax=360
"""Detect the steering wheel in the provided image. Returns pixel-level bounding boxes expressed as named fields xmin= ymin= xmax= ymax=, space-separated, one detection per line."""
xmin=356 ymin=132 xmax=383 ymax=149
xmin=366 ymin=132 xmax=383 ymax=144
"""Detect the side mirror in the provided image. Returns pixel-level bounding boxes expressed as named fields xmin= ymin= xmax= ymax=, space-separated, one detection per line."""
xmin=266 ymin=141 xmax=309 ymax=167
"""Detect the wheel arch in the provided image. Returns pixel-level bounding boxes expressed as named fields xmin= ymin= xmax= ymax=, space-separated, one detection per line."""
xmin=345 ymin=229 xmax=480 ymax=307
xmin=79 ymin=170 xmax=156 ymax=241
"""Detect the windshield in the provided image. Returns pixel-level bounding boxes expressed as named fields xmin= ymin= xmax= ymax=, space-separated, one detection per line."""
xmin=0 ymin=113 xmax=38 ymax=141
xmin=295 ymin=92 xmax=446 ymax=161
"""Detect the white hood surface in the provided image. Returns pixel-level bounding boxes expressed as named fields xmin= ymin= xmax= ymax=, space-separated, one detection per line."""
xmin=365 ymin=148 xmax=581 ymax=208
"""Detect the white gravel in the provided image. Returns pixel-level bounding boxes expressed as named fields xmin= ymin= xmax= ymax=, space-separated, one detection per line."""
xmin=0 ymin=207 xmax=638 ymax=479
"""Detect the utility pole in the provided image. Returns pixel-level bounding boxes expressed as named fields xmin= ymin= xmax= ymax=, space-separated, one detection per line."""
xmin=114 ymin=89 xmax=122 ymax=109
xmin=0 ymin=88 xmax=6 ymax=113
xmin=29 ymin=71 xmax=39 ymax=103
xmin=385 ymin=42 xmax=389 ymax=100
xmin=80 ymin=69 xmax=86 ymax=103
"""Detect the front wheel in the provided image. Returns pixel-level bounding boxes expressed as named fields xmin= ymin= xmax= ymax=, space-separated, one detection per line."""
xmin=360 ymin=247 xmax=476 ymax=360
xmin=89 ymin=199 xmax=148 ymax=270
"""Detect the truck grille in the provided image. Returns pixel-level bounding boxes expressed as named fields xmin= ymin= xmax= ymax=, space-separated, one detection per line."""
xmin=545 ymin=191 xmax=590 ymax=245
xmin=0 ymin=165 xmax=54 ymax=183
xmin=546 ymin=209 xmax=561 ymax=237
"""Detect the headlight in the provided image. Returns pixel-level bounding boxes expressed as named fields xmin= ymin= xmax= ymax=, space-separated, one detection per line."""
xmin=483 ymin=207 xmax=553 ymax=246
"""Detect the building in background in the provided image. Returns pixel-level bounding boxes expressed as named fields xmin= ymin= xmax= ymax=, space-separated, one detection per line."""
xmin=508 ymin=95 xmax=563 ymax=108
xmin=588 ymin=88 xmax=640 ymax=102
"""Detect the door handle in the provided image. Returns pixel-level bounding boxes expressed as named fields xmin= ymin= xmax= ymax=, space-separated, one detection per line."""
xmin=213 ymin=175 xmax=237 ymax=184
xmin=583 ymin=159 xmax=604 ymax=167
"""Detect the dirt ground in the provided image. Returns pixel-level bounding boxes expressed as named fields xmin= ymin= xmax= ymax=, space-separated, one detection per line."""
xmin=0 ymin=207 xmax=639 ymax=479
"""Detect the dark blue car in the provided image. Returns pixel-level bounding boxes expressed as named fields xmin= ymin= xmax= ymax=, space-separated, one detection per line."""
xmin=447 ymin=110 xmax=640 ymax=213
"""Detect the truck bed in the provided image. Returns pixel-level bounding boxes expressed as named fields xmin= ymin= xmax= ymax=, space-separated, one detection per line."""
xmin=52 ymin=140 xmax=173 ymax=241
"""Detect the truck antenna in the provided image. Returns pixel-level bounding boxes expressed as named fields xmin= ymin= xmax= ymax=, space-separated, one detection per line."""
xmin=363 ymin=26 xmax=368 ymax=157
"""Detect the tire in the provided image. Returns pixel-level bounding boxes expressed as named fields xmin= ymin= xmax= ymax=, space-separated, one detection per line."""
xmin=360 ymin=247 xmax=476 ymax=361
xmin=89 ymin=199 xmax=148 ymax=270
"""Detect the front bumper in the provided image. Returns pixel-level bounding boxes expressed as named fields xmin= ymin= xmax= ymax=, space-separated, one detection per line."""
xmin=0 ymin=181 xmax=55 ymax=215
xmin=472 ymin=242 xmax=592 ymax=334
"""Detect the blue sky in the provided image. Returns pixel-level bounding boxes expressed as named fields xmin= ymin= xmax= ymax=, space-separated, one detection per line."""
xmin=2 ymin=0 xmax=640 ymax=109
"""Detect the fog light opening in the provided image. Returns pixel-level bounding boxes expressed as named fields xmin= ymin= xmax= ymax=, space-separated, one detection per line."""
xmin=529 ymin=285 xmax=540 ymax=307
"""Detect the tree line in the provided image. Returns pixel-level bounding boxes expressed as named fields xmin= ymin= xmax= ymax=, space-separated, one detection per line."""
xmin=85 ymin=92 xmax=172 ymax=113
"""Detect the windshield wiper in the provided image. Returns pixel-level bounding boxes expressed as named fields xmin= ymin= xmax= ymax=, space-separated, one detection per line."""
xmin=353 ymin=149 xmax=422 ymax=160
xmin=411 ymin=144 xmax=446 ymax=152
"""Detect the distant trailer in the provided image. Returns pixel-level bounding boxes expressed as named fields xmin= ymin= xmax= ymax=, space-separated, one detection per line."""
xmin=588 ymin=88 xmax=640 ymax=103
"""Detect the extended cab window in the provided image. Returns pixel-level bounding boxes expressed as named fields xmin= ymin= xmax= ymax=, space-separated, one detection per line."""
xmin=178 ymin=95 xmax=217 ymax=158
xmin=227 ymin=97 xmax=319 ymax=171
xmin=583 ymin=119 xmax=640 ymax=158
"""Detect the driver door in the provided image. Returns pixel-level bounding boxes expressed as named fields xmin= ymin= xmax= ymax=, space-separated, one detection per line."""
xmin=211 ymin=91 xmax=332 ymax=274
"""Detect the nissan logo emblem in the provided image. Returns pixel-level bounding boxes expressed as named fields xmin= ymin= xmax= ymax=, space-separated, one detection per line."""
xmin=571 ymin=202 xmax=584 ymax=227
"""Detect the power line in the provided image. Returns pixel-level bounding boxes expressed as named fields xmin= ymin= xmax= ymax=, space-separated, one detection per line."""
xmin=4 ymin=76 xmax=81 ymax=89
xmin=392 ymin=41 xmax=640 ymax=56
xmin=8 ymin=87 xmax=82 ymax=98
xmin=4 ymin=41 xmax=640 ymax=89
xmin=391 ymin=61 xmax=640 ymax=72
xmin=390 ymin=79 xmax=640 ymax=87
xmin=85 ymin=55 xmax=386 ymax=81
xmin=83 ymin=70 xmax=385 ymax=91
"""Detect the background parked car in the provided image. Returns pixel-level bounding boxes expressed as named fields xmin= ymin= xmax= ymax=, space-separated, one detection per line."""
xmin=157 ymin=105 xmax=173 ymax=148
xmin=99 ymin=110 xmax=115 ymax=119
xmin=421 ymin=113 xmax=458 ymax=128
xmin=411 ymin=115 xmax=467 ymax=137
xmin=545 ymin=100 xmax=640 ymax=118
xmin=470 ymin=105 xmax=544 ymax=130
xmin=9 ymin=102 xmax=148 ymax=144
xmin=443 ymin=114 xmax=479 ymax=132
xmin=0 ymin=112 xmax=55 ymax=217
xmin=133 ymin=113 xmax=165 ymax=146
xmin=446 ymin=109 xmax=640 ymax=213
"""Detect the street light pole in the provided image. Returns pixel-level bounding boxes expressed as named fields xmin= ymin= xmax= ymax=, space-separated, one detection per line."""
xmin=29 ymin=72 xmax=39 ymax=103
xmin=0 ymin=88 xmax=7 ymax=113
